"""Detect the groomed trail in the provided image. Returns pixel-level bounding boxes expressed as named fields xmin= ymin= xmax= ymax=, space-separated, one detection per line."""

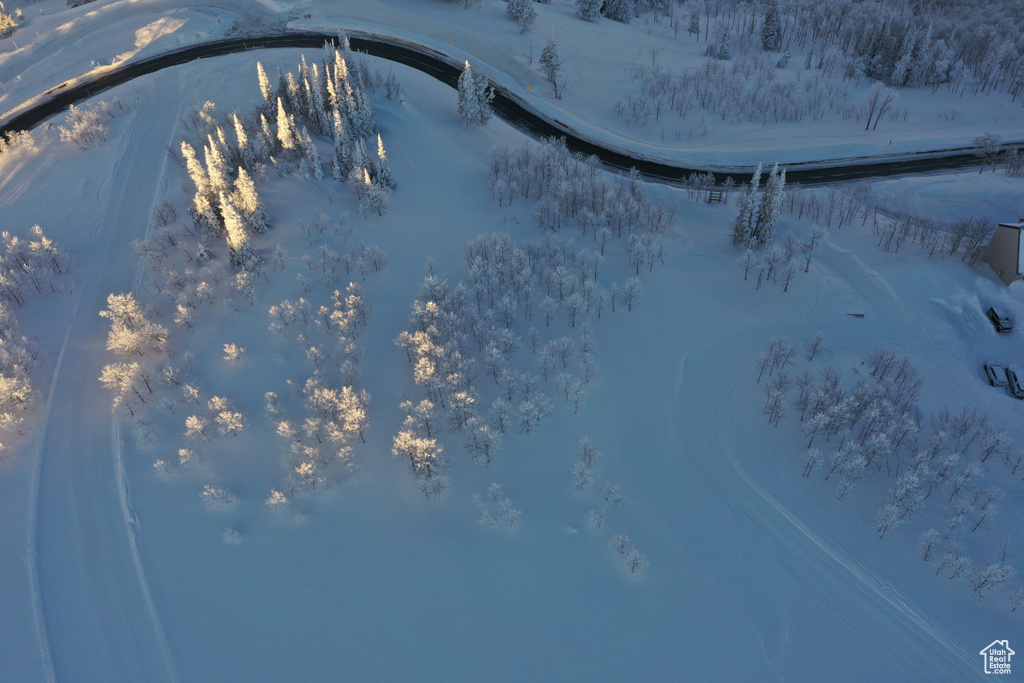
xmin=29 ymin=81 xmax=182 ymax=683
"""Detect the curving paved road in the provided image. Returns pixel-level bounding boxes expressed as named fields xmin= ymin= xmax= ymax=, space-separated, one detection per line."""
xmin=1 ymin=30 xmax=1021 ymax=186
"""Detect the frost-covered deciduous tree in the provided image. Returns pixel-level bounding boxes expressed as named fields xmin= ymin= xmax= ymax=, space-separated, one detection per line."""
xmin=864 ymin=83 xmax=898 ymax=131
xmin=572 ymin=437 xmax=602 ymax=490
xmin=100 ymin=293 xmax=168 ymax=357
xmin=969 ymin=563 xmax=1016 ymax=601
xmin=612 ymin=533 xmax=649 ymax=575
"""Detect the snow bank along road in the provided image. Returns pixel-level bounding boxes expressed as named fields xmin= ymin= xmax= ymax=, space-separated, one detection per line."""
xmin=1 ymin=30 xmax=1022 ymax=186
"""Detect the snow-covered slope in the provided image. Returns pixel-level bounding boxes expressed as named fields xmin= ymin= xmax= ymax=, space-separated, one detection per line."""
xmin=1 ymin=3 xmax=1022 ymax=682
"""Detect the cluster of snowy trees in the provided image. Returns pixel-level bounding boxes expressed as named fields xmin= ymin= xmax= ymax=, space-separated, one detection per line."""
xmin=784 ymin=186 xmax=995 ymax=265
xmin=58 ymin=98 xmax=128 ymax=149
xmin=0 ymin=301 xmax=39 ymax=452
xmin=681 ymin=0 xmax=1024 ymax=96
xmin=740 ymin=226 xmax=827 ymax=293
xmin=731 ymin=164 xmax=829 ymax=292
xmin=0 ymin=225 xmax=72 ymax=306
xmin=781 ymin=184 xmax=994 ymax=265
xmin=98 ymin=292 xmax=171 ymax=418
xmin=732 ymin=163 xmax=785 ymax=249
xmin=268 ymin=278 xmax=376 ymax=495
xmin=576 ymin=0 xmax=669 ymax=24
xmin=179 ymin=46 xmax=395 ymax=266
xmin=617 ymin=54 xmax=899 ymax=131
xmin=753 ymin=334 xmax=1024 ymax=609
xmin=0 ymin=130 xmax=34 ymax=159
xmin=487 ymin=139 xmax=670 ymax=279
xmin=870 ymin=213 xmax=993 ymax=265
xmin=475 ymin=483 xmax=522 ymax=529
xmin=566 ymin=436 xmax=640 ymax=574
xmin=393 ymin=224 xmax=645 ymax=497
xmin=100 ymin=51 xmax=400 ymax=511
xmin=612 ymin=533 xmax=649 ymax=576
xmin=616 ymin=0 xmax=1024 ymax=134
xmin=0 ymin=225 xmax=68 ymax=451
xmin=0 ymin=3 xmax=18 ymax=39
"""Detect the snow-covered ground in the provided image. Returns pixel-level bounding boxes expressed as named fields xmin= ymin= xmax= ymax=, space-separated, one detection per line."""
xmin=2 ymin=2 xmax=1024 ymax=682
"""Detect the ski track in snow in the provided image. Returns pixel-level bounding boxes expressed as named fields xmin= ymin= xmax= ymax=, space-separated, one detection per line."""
xmin=673 ymin=330 xmax=982 ymax=680
xmin=31 ymin=84 xmax=181 ymax=683
xmin=664 ymin=239 xmax=985 ymax=680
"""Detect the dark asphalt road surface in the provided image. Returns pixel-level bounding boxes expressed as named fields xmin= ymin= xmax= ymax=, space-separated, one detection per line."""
xmin=1 ymin=31 xmax=1020 ymax=186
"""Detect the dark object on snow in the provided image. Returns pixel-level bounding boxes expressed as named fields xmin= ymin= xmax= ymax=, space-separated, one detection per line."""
xmin=987 ymin=306 xmax=1012 ymax=333
xmin=1005 ymin=368 xmax=1024 ymax=399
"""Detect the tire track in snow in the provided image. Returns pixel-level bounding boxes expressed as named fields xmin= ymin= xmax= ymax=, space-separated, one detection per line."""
xmin=32 ymin=84 xmax=181 ymax=683
xmin=673 ymin=328 xmax=981 ymax=680
xmin=23 ymin=295 xmax=82 ymax=683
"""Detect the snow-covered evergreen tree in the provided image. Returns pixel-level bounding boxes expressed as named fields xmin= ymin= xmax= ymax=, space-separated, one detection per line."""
xmin=307 ymin=63 xmax=329 ymax=136
xmin=732 ymin=162 xmax=761 ymax=246
xmin=182 ymin=141 xmax=220 ymax=234
xmin=539 ymin=37 xmax=562 ymax=97
xmin=457 ymin=61 xmax=493 ymax=126
xmin=299 ymin=127 xmax=324 ymax=181
xmin=204 ymin=133 xmax=231 ymax=196
xmin=602 ymin=0 xmax=635 ymax=23
xmin=256 ymin=62 xmax=273 ymax=113
xmin=257 ymin=114 xmax=275 ymax=159
xmin=577 ymin=0 xmax=601 ymax=21
xmin=276 ymin=97 xmax=296 ymax=151
xmin=360 ymin=169 xmax=390 ymax=217
xmin=751 ymin=164 xmax=785 ymax=247
xmin=375 ymin=134 xmax=395 ymax=189
xmin=220 ymin=193 xmax=260 ymax=270
xmin=233 ymin=167 xmax=268 ymax=234
xmin=762 ymin=0 xmax=781 ymax=52
xmin=232 ymin=113 xmax=255 ymax=171
xmin=331 ymin=109 xmax=350 ymax=181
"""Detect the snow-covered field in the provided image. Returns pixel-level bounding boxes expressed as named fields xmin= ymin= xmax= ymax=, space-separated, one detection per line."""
xmin=2 ymin=1 xmax=1024 ymax=682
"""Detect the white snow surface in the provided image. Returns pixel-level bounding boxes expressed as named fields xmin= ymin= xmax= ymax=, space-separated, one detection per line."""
xmin=0 ymin=3 xmax=1022 ymax=683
